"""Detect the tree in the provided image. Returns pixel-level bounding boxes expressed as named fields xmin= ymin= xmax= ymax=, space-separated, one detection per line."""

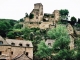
xmin=53 ymin=49 xmax=75 ymax=60
xmin=19 ymin=18 xmax=24 ymax=22
xmin=70 ymin=16 xmax=77 ymax=25
xmin=59 ymin=9 xmax=69 ymax=16
xmin=7 ymin=31 xmax=16 ymax=39
xmin=47 ymin=25 xmax=70 ymax=50
xmin=47 ymin=25 xmax=74 ymax=60
xmin=78 ymin=18 xmax=80 ymax=24
xmin=29 ymin=13 xmax=34 ymax=19
xmin=21 ymin=27 xmax=31 ymax=40
xmin=35 ymin=40 xmax=52 ymax=59
xmin=14 ymin=23 xmax=23 ymax=29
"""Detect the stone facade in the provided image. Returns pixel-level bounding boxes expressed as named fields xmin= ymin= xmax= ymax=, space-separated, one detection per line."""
xmin=0 ymin=36 xmax=33 ymax=60
xmin=24 ymin=3 xmax=60 ymax=29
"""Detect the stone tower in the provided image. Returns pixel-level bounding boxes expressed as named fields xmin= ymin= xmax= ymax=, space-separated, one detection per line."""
xmin=30 ymin=3 xmax=43 ymax=22
xmin=53 ymin=10 xmax=60 ymax=22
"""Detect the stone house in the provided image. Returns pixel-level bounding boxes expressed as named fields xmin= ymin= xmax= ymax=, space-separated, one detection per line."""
xmin=0 ymin=36 xmax=33 ymax=60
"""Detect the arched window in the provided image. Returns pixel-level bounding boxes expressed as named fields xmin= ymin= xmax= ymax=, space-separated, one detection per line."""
xmin=19 ymin=43 xmax=23 ymax=46
xmin=11 ymin=43 xmax=15 ymax=46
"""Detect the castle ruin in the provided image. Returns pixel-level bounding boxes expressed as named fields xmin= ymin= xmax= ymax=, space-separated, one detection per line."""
xmin=24 ymin=3 xmax=60 ymax=29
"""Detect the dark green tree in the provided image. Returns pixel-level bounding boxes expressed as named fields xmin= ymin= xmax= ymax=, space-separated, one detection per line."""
xmin=29 ymin=13 xmax=34 ymax=19
xmin=35 ymin=40 xmax=52 ymax=59
xmin=59 ymin=9 xmax=69 ymax=16
xmin=70 ymin=16 xmax=77 ymax=25
xmin=19 ymin=18 xmax=24 ymax=22
xmin=7 ymin=31 xmax=16 ymax=39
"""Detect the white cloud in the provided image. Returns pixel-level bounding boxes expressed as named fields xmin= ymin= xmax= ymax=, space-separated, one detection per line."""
xmin=0 ymin=0 xmax=80 ymax=20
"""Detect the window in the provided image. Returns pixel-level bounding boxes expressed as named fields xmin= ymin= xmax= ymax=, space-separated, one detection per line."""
xmin=0 ymin=51 xmax=2 ymax=55
xmin=36 ymin=12 xmax=38 ymax=15
xmin=30 ymin=22 xmax=33 ymax=24
xmin=48 ymin=43 xmax=51 ymax=46
xmin=26 ymin=52 xmax=28 ymax=56
xmin=11 ymin=51 xmax=13 ymax=55
xmin=26 ymin=44 xmax=30 ymax=47
xmin=36 ymin=17 xmax=38 ymax=19
xmin=11 ymin=43 xmax=15 ymax=46
xmin=19 ymin=43 xmax=22 ymax=46
xmin=0 ymin=41 xmax=3 ymax=45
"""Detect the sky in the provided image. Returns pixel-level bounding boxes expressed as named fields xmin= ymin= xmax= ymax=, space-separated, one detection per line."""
xmin=0 ymin=0 xmax=80 ymax=20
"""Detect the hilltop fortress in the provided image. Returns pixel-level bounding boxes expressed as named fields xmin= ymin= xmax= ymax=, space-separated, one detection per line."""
xmin=23 ymin=3 xmax=60 ymax=29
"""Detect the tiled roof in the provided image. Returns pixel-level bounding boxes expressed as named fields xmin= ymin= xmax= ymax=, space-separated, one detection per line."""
xmin=12 ymin=53 xmax=32 ymax=60
xmin=6 ymin=39 xmax=33 ymax=47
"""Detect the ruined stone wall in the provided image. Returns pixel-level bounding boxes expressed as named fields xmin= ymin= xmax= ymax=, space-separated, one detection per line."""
xmin=53 ymin=10 xmax=60 ymax=22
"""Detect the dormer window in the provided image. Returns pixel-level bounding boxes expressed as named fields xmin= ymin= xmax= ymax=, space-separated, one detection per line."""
xmin=11 ymin=43 xmax=15 ymax=46
xmin=19 ymin=43 xmax=22 ymax=46
xmin=26 ymin=44 xmax=30 ymax=47
xmin=0 ymin=41 xmax=3 ymax=45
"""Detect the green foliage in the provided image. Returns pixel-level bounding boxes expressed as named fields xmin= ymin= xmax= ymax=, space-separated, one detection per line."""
xmin=53 ymin=49 xmax=75 ymax=60
xmin=47 ymin=25 xmax=70 ymax=50
xmin=7 ymin=31 xmax=16 ymax=39
xmin=19 ymin=18 xmax=24 ymax=22
xmin=76 ymin=51 xmax=80 ymax=60
xmin=59 ymin=9 xmax=69 ymax=16
xmin=74 ymin=38 xmax=80 ymax=50
xmin=70 ymin=16 xmax=77 ymax=25
xmin=35 ymin=40 xmax=52 ymax=58
xmin=47 ymin=25 xmax=69 ymax=39
xmin=14 ymin=23 xmax=23 ymax=29
xmin=29 ymin=13 xmax=34 ymax=19
xmin=0 ymin=19 xmax=18 ymax=37
xmin=21 ymin=27 xmax=31 ymax=40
